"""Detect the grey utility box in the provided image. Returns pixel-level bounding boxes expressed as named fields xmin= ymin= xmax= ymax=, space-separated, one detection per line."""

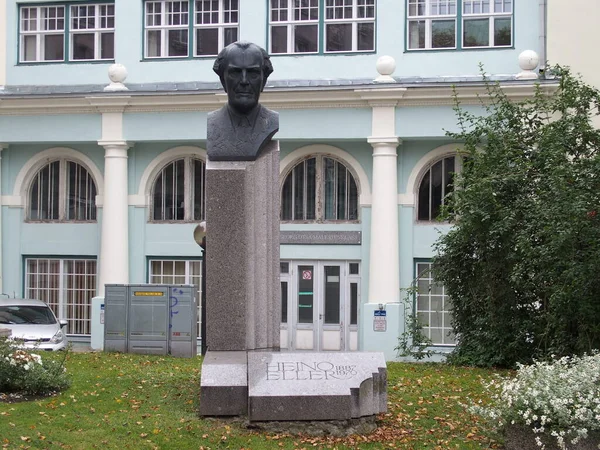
xmin=169 ymin=285 xmax=198 ymax=357
xmin=103 ymin=284 xmax=197 ymax=358
xmin=128 ymin=285 xmax=170 ymax=355
xmin=104 ymin=284 xmax=128 ymax=353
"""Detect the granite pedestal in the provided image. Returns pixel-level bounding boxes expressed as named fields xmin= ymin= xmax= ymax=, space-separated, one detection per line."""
xmin=200 ymin=350 xmax=387 ymax=422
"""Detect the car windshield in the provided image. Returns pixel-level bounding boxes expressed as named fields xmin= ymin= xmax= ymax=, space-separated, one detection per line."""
xmin=0 ymin=305 xmax=57 ymax=325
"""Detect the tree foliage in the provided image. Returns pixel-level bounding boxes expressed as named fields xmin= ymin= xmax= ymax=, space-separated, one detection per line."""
xmin=434 ymin=67 xmax=600 ymax=368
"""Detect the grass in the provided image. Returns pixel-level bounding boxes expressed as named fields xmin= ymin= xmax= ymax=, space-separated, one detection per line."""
xmin=0 ymin=352 xmax=504 ymax=449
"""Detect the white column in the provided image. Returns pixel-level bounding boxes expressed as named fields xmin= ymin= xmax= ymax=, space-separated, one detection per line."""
xmin=367 ymin=136 xmax=400 ymax=304
xmin=0 ymin=144 xmax=6 ymax=294
xmin=98 ymin=141 xmax=130 ymax=296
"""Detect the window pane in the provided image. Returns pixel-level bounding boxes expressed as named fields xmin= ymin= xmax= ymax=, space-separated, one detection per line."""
xmin=67 ymin=161 xmax=97 ymax=221
xmin=432 ymin=20 xmax=455 ymax=48
xmin=326 ymin=23 xmax=352 ymax=52
xmin=350 ymin=282 xmax=358 ymax=325
xmin=193 ymin=159 xmax=205 ymax=221
xmin=280 ymin=262 xmax=289 ymax=274
xmin=281 ymin=174 xmax=293 ymax=220
xmin=494 ymin=17 xmax=511 ymax=46
xmin=418 ymin=169 xmax=431 ymax=220
xmin=357 ymin=23 xmax=374 ymax=51
xmin=430 ymin=160 xmax=443 ymax=219
xmin=348 ymin=175 xmax=358 ymax=220
xmin=101 ymin=32 xmax=115 ymax=59
xmin=147 ymin=30 xmax=162 ymax=57
xmin=168 ymin=29 xmax=188 ymax=56
xmin=298 ymin=265 xmax=313 ymax=324
xmin=305 ymin=158 xmax=316 ymax=220
xmin=408 ymin=20 xmax=425 ymax=49
xmin=281 ymin=281 xmax=288 ymax=324
xmin=349 ymin=263 xmax=359 ymax=275
xmin=294 ymin=24 xmax=318 ymax=52
xmin=224 ymin=27 xmax=238 ymax=46
xmin=44 ymin=34 xmax=64 ymax=60
xmin=324 ymin=266 xmax=340 ymax=324
xmin=72 ymin=33 xmax=94 ymax=60
xmin=324 ymin=158 xmax=336 ymax=219
xmin=464 ymin=18 xmax=489 ymax=47
xmin=271 ymin=26 xmax=288 ymax=53
xmin=336 ymin=163 xmax=347 ymax=219
xmin=293 ymin=162 xmax=305 ymax=220
xmin=23 ymin=35 xmax=37 ymax=62
xmin=444 ymin=157 xmax=455 ymax=204
xmin=196 ymin=28 xmax=218 ymax=55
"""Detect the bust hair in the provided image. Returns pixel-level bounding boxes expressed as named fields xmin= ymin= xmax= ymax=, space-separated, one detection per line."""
xmin=213 ymin=41 xmax=274 ymax=90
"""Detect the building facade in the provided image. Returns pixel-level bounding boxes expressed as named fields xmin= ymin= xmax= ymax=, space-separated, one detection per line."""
xmin=0 ymin=0 xmax=550 ymax=359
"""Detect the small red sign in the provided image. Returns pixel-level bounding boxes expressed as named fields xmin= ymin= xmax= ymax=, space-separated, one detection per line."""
xmin=302 ymin=270 xmax=312 ymax=280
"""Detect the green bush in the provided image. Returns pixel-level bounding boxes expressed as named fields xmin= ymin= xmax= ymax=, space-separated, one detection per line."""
xmin=434 ymin=66 xmax=600 ymax=368
xmin=0 ymin=337 xmax=71 ymax=396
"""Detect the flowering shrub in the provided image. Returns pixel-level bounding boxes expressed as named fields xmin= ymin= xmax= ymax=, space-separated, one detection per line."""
xmin=470 ymin=353 xmax=600 ymax=449
xmin=0 ymin=337 xmax=70 ymax=396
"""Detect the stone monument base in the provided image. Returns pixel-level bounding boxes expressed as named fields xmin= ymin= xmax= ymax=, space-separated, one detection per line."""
xmin=199 ymin=351 xmax=387 ymax=422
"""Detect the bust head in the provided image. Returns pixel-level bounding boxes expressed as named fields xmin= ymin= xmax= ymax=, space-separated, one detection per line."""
xmin=213 ymin=41 xmax=273 ymax=115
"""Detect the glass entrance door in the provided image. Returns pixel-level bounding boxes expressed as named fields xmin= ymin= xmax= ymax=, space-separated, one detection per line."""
xmin=280 ymin=261 xmax=360 ymax=352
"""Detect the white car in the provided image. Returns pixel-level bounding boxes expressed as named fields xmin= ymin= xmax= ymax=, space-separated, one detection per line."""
xmin=0 ymin=298 xmax=68 ymax=351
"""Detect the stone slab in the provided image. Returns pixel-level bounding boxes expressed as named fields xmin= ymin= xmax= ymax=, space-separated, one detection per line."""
xmin=199 ymin=351 xmax=248 ymax=416
xmin=247 ymin=351 xmax=387 ymax=422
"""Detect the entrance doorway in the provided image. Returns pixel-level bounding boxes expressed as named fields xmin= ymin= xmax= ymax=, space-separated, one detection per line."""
xmin=280 ymin=260 xmax=360 ymax=351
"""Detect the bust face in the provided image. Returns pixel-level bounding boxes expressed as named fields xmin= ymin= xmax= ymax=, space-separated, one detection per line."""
xmin=223 ymin=46 xmax=264 ymax=115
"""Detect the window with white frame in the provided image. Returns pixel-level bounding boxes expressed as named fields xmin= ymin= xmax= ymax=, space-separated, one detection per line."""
xmin=281 ymin=156 xmax=359 ymax=222
xmin=151 ymin=157 xmax=205 ymax=221
xmin=195 ymin=0 xmax=239 ymax=56
xmin=270 ymin=0 xmax=319 ymax=54
xmin=28 ymin=160 xmax=98 ymax=222
xmin=70 ymin=4 xmax=115 ymax=60
xmin=407 ymin=0 xmax=512 ymax=50
xmin=19 ymin=3 xmax=115 ymax=63
xmin=270 ymin=0 xmax=376 ymax=54
xmin=144 ymin=0 xmax=239 ymax=58
xmin=145 ymin=0 xmax=190 ymax=57
xmin=20 ymin=5 xmax=66 ymax=62
xmin=417 ymin=155 xmax=460 ymax=221
xmin=462 ymin=0 xmax=512 ymax=47
xmin=148 ymin=259 xmax=202 ymax=335
xmin=25 ymin=258 xmax=97 ymax=335
xmin=325 ymin=0 xmax=375 ymax=52
xmin=415 ymin=261 xmax=455 ymax=345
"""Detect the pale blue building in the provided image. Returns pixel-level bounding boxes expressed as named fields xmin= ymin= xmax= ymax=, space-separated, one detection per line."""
xmin=0 ymin=0 xmax=551 ymax=359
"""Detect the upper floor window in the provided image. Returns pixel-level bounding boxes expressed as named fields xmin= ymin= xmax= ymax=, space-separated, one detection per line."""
xmin=269 ymin=0 xmax=375 ymax=55
xmin=144 ymin=0 xmax=238 ymax=59
xmin=28 ymin=160 xmax=98 ymax=222
xmin=407 ymin=0 xmax=512 ymax=50
xmin=281 ymin=156 xmax=359 ymax=222
xmin=19 ymin=4 xmax=114 ymax=63
xmin=151 ymin=157 xmax=205 ymax=221
xmin=71 ymin=4 xmax=115 ymax=60
xmin=417 ymin=155 xmax=459 ymax=221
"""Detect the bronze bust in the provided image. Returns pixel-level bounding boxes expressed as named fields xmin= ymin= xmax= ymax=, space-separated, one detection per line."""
xmin=207 ymin=41 xmax=279 ymax=161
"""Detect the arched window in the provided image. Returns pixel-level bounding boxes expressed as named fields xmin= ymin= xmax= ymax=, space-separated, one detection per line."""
xmin=417 ymin=155 xmax=460 ymax=221
xmin=28 ymin=160 xmax=97 ymax=221
xmin=281 ymin=156 xmax=359 ymax=222
xmin=151 ymin=157 xmax=205 ymax=221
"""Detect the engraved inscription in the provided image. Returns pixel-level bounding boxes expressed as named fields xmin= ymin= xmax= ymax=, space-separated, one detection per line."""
xmin=266 ymin=361 xmax=358 ymax=381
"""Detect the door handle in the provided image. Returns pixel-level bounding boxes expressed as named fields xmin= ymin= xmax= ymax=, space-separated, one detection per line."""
xmin=319 ymin=314 xmax=323 ymax=320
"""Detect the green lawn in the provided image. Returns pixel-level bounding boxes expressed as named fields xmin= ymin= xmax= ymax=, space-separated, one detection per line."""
xmin=0 ymin=352 xmax=503 ymax=449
